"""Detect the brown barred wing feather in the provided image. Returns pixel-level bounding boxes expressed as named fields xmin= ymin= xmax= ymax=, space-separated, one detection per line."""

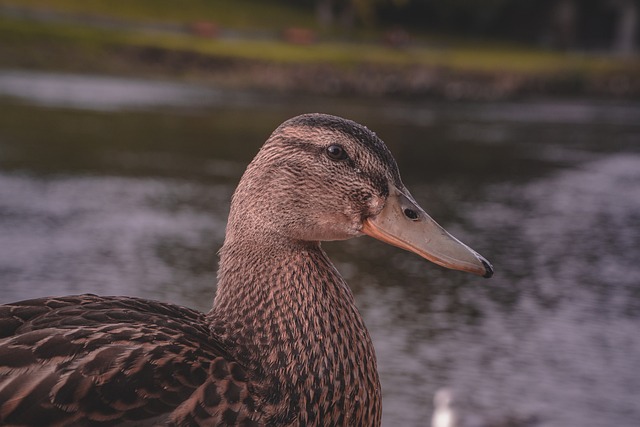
xmin=0 ymin=295 xmax=261 ymax=426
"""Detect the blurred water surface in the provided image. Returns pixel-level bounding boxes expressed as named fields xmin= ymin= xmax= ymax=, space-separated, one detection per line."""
xmin=1 ymin=72 xmax=639 ymax=427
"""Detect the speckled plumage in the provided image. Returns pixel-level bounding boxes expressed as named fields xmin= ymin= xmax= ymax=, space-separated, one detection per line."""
xmin=0 ymin=295 xmax=253 ymax=426
xmin=0 ymin=113 xmax=491 ymax=426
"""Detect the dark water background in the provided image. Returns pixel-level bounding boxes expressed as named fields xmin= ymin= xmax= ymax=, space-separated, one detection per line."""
xmin=1 ymin=71 xmax=639 ymax=426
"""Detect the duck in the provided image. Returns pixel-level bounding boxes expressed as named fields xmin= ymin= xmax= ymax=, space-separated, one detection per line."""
xmin=0 ymin=113 xmax=492 ymax=426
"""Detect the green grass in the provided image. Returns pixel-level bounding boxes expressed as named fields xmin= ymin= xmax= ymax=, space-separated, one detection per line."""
xmin=0 ymin=5 xmax=638 ymax=83
xmin=0 ymin=0 xmax=315 ymax=29
xmin=3 ymin=18 xmax=637 ymax=72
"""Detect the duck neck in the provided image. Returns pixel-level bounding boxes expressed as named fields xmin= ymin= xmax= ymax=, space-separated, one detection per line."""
xmin=212 ymin=236 xmax=369 ymax=361
xmin=209 ymin=236 xmax=381 ymax=425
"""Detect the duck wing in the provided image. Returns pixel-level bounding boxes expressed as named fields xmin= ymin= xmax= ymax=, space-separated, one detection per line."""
xmin=0 ymin=294 xmax=260 ymax=426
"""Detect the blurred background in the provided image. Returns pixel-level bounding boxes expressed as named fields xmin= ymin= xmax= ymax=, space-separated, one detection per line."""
xmin=0 ymin=1 xmax=639 ymax=426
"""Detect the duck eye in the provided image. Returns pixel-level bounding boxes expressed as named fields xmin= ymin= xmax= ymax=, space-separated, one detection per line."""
xmin=326 ymin=144 xmax=348 ymax=161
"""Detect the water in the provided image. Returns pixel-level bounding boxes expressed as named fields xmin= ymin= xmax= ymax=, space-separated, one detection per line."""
xmin=1 ymin=71 xmax=639 ymax=426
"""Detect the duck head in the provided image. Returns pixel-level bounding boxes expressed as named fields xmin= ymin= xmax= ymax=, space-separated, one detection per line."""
xmin=226 ymin=113 xmax=492 ymax=278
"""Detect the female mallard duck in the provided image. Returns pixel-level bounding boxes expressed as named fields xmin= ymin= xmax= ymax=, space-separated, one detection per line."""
xmin=0 ymin=113 xmax=492 ymax=426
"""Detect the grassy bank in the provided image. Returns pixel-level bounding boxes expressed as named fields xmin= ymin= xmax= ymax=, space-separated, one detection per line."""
xmin=0 ymin=0 xmax=314 ymax=29
xmin=1 ymin=1 xmax=638 ymax=99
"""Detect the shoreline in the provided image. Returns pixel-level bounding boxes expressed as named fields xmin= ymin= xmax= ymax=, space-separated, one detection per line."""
xmin=1 ymin=7 xmax=638 ymax=102
xmin=55 ymin=45 xmax=640 ymax=101
xmin=5 ymin=44 xmax=639 ymax=102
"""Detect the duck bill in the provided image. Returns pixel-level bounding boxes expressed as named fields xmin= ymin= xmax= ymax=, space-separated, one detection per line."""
xmin=362 ymin=185 xmax=493 ymax=278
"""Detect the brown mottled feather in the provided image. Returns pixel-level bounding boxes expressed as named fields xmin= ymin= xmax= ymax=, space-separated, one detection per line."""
xmin=0 ymin=295 xmax=258 ymax=426
xmin=0 ymin=114 xmax=402 ymax=426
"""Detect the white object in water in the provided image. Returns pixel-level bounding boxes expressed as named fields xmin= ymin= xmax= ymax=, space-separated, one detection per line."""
xmin=432 ymin=387 xmax=457 ymax=427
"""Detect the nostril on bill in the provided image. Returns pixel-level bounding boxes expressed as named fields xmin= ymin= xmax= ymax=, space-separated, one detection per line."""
xmin=403 ymin=208 xmax=419 ymax=220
